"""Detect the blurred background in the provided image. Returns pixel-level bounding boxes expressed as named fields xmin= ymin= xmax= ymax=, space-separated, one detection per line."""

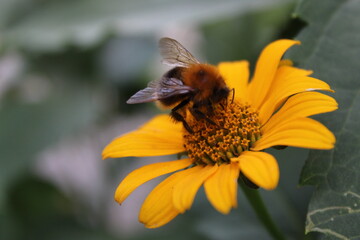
xmin=0 ymin=0 xmax=317 ymax=239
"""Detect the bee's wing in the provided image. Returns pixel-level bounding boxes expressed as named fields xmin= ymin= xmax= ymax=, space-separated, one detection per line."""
xmin=126 ymin=77 xmax=194 ymax=104
xmin=159 ymin=37 xmax=200 ymax=67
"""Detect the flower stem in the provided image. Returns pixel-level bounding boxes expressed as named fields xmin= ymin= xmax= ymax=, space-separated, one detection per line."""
xmin=239 ymin=180 xmax=285 ymax=240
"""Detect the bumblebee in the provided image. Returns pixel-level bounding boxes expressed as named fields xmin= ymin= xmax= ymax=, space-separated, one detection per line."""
xmin=127 ymin=37 xmax=230 ymax=132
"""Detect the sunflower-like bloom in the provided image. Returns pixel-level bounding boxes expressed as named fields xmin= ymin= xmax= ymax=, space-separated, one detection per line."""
xmin=102 ymin=40 xmax=337 ymax=228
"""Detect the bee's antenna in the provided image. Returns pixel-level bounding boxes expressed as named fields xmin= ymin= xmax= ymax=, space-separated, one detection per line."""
xmin=230 ymin=88 xmax=235 ymax=104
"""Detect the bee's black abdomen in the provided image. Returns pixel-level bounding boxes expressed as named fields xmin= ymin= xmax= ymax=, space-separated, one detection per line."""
xmin=164 ymin=67 xmax=185 ymax=79
xmin=160 ymin=94 xmax=188 ymax=106
xmin=159 ymin=67 xmax=190 ymax=106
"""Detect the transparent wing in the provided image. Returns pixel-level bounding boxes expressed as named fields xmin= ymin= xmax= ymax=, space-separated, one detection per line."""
xmin=159 ymin=37 xmax=200 ymax=67
xmin=126 ymin=83 xmax=159 ymax=104
xmin=126 ymin=77 xmax=194 ymax=104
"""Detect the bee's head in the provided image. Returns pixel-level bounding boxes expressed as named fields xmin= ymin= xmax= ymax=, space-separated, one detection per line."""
xmin=211 ymin=86 xmax=230 ymax=103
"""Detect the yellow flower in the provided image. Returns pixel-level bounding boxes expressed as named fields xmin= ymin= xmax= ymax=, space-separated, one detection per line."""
xmin=102 ymin=40 xmax=337 ymax=228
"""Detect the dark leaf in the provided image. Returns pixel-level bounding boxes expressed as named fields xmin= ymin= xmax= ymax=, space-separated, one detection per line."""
xmin=288 ymin=0 xmax=360 ymax=238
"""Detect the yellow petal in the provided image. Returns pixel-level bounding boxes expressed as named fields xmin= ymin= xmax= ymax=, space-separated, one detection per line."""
xmin=218 ymin=61 xmax=250 ymax=101
xmin=114 ymin=158 xmax=193 ymax=204
xmin=204 ymin=163 xmax=239 ymax=214
xmin=173 ymin=165 xmax=218 ymax=213
xmin=274 ymin=64 xmax=313 ymax=83
xmin=253 ymin=118 xmax=335 ymax=151
xmin=258 ymin=76 xmax=334 ymax=124
xmin=139 ymin=171 xmax=183 ymax=228
xmin=102 ymin=114 xmax=184 ymax=159
xmin=248 ymin=39 xmax=300 ymax=110
xmin=236 ymin=151 xmax=279 ymax=190
xmin=279 ymin=59 xmax=294 ymax=66
xmin=262 ymin=92 xmax=338 ymax=133
xmin=260 ymin=64 xmax=313 ymax=107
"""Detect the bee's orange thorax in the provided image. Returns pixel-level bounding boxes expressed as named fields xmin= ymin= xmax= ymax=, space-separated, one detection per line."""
xmin=182 ymin=64 xmax=225 ymax=101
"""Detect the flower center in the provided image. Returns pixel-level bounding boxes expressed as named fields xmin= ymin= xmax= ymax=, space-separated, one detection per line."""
xmin=183 ymin=100 xmax=261 ymax=165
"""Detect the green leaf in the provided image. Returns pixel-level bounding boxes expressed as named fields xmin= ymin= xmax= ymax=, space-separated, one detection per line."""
xmin=288 ymin=0 xmax=360 ymax=239
xmin=1 ymin=0 xmax=292 ymax=52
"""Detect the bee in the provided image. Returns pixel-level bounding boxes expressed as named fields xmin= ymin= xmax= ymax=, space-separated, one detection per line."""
xmin=127 ymin=37 xmax=230 ymax=133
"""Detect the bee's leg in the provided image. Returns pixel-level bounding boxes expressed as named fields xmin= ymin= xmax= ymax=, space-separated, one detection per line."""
xmin=172 ymin=98 xmax=190 ymax=112
xmin=219 ymin=101 xmax=226 ymax=110
xmin=170 ymin=98 xmax=193 ymax=133
xmin=171 ymin=111 xmax=193 ymax=133
xmin=188 ymin=102 xmax=204 ymax=121
xmin=189 ymin=106 xmax=217 ymax=126
xmin=206 ymin=101 xmax=214 ymax=116
xmin=220 ymin=88 xmax=235 ymax=109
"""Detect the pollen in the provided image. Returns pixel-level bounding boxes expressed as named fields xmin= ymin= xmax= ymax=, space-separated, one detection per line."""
xmin=183 ymin=101 xmax=261 ymax=165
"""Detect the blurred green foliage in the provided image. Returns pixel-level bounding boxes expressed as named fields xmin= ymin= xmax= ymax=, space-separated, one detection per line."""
xmin=2 ymin=0 xmax=353 ymax=239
